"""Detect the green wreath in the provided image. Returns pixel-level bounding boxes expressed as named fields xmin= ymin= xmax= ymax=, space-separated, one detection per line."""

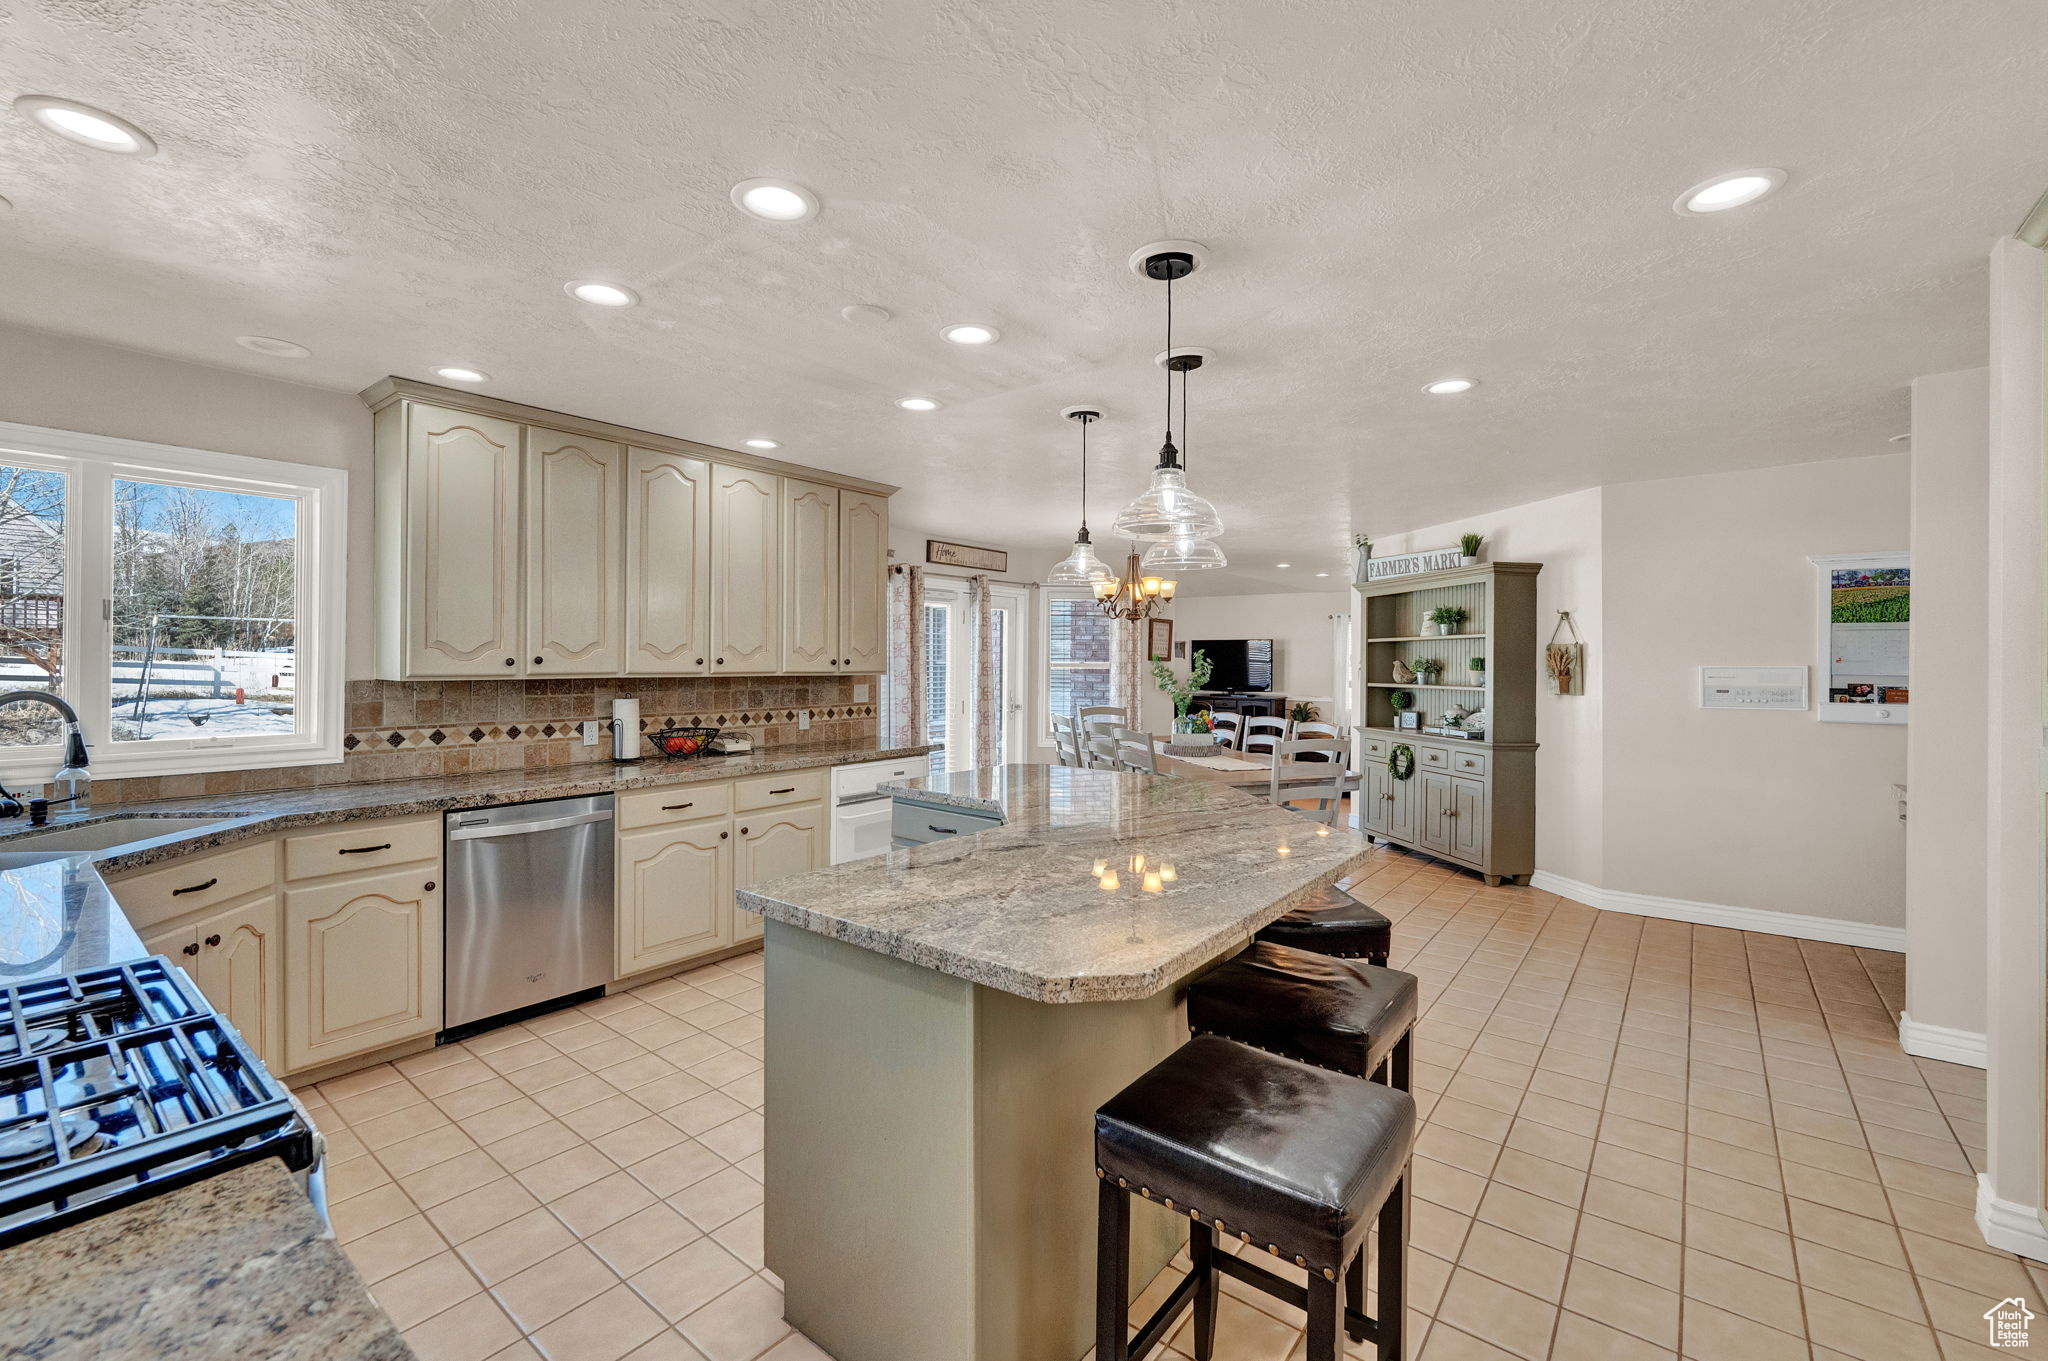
xmin=1387 ymin=744 xmax=1416 ymax=781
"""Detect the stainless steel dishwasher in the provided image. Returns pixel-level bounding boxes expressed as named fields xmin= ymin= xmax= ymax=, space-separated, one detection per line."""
xmin=444 ymin=794 xmax=614 ymax=1032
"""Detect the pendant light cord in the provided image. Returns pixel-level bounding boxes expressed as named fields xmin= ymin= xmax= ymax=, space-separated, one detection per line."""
xmin=1163 ymin=270 xmax=1175 ymax=450
xmin=1079 ymin=416 xmax=1088 ymax=533
xmin=1180 ymin=363 xmax=1190 ymax=472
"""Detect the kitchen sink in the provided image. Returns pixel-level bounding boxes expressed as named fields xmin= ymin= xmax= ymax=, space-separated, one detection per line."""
xmin=0 ymin=816 xmax=233 ymax=852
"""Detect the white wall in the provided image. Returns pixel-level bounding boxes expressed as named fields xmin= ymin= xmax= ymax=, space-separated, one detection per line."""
xmin=1905 ymin=369 xmax=1991 ymax=1045
xmin=1167 ymin=589 xmax=1351 ymax=720
xmin=0 ymin=322 xmax=376 ymax=674
xmin=1602 ymin=456 xmax=1909 ymax=928
xmin=1371 ymin=489 xmax=1607 ymax=886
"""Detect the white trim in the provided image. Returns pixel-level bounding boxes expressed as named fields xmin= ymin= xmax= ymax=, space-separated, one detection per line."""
xmin=1528 ymin=869 xmax=1906 ymax=951
xmin=1979 ymin=1174 xmax=2048 ymax=1262
xmin=0 ymin=419 xmax=347 ymax=782
xmin=1899 ymin=1012 xmax=1989 ymax=1069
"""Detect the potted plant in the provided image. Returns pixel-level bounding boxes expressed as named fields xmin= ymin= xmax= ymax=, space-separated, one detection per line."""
xmin=1468 ymin=656 xmax=1486 ymax=686
xmin=1459 ymin=532 xmax=1483 ymax=566
xmin=1288 ymin=700 xmax=1320 ymax=726
xmin=1388 ymin=688 xmax=1414 ymax=728
xmin=1352 ymin=533 xmax=1373 ymax=585
xmin=1152 ymin=649 xmax=1214 ymax=733
xmin=1410 ymin=657 xmax=1445 ymax=683
xmin=1428 ymin=605 xmax=1468 ymax=636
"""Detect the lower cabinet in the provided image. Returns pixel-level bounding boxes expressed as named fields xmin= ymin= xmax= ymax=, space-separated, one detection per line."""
xmin=617 ymin=817 xmax=734 ymax=976
xmin=1359 ymin=762 xmax=1420 ymax=845
xmin=734 ymin=803 xmax=824 ymax=943
xmin=283 ymin=865 xmax=443 ymax=1074
xmin=142 ymin=891 xmax=284 ymax=1073
xmin=1416 ymin=771 xmax=1488 ymax=864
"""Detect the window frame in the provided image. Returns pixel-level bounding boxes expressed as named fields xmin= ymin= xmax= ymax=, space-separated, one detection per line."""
xmin=0 ymin=420 xmax=347 ymax=784
xmin=1040 ymin=587 xmax=1113 ymax=739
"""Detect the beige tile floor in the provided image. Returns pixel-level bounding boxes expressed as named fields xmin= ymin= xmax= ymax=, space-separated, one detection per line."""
xmin=308 ymin=843 xmax=2030 ymax=1361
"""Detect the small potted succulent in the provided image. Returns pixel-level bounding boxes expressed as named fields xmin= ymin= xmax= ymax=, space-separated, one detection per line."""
xmin=1428 ymin=605 xmax=1468 ymax=636
xmin=1410 ymin=657 xmax=1445 ymax=683
xmin=1468 ymin=656 xmax=1486 ymax=686
xmin=1459 ymin=532 xmax=1483 ymax=566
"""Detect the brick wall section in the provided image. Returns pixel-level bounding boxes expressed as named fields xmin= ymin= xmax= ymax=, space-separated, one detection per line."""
xmin=95 ymin=675 xmax=878 ymax=804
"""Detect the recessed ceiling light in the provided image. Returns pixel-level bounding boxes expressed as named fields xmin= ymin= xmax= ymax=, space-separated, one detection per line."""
xmin=1674 ymin=169 xmax=1786 ymax=215
xmin=1424 ymin=378 xmax=1477 ymax=395
xmin=940 ymin=324 xmax=1000 ymax=346
xmin=1275 ymin=563 xmax=1292 ymax=569
xmin=896 ymin=397 xmax=940 ymax=412
xmin=14 ymin=96 xmax=157 ymax=155
xmin=841 ymin=304 xmax=892 ymax=324
xmin=1887 ymin=433 xmax=1912 ymax=444
xmin=745 ymin=438 xmax=780 ymax=450
xmin=433 ymin=366 xmax=489 ymax=383
xmin=565 ymin=280 xmax=638 ymax=307
xmin=730 ymin=178 xmax=819 ymax=222
xmin=235 ymin=335 xmax=311 ymax=359
xmin=1315 ymin=572 xmax=1330 ymax=578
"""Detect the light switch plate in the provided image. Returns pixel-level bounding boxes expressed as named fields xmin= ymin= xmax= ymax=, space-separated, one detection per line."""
xmin=798 ymin=710 xmax=811 ymax=730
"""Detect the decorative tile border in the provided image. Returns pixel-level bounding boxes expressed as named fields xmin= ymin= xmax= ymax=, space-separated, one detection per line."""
xmin=342 ymin=704 xmax=880 ymax=753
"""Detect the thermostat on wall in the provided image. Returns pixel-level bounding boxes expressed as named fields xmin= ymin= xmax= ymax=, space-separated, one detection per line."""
xmin=1699 ymin=666 xmax=1808 ymax=711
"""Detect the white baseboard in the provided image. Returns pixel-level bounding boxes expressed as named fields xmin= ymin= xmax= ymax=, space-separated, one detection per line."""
xmin=1898 ymin=1012 xmax=1990 ymax=1069
xmin=1978 ymin=1174 xmax=2048 ymax=1261
xmin=1528 ymin=870 xmax=1907 ymax=952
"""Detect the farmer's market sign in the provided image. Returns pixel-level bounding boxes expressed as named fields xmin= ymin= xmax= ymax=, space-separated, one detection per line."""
xmin=1365 ymin=546 xmax=1465 ymax=581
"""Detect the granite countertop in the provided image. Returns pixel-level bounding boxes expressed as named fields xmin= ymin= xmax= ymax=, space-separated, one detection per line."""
xmin=0 ymin=1159 xmax=413 ymax=1360
xmin=0 ymin=741 xmax=934 ymax=986
xmin=736 ymin=764 xmax=1374 ymax=1004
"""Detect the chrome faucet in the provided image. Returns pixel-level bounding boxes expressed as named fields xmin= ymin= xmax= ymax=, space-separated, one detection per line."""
xmin=0 ymin=691 xmax=91 ymax=819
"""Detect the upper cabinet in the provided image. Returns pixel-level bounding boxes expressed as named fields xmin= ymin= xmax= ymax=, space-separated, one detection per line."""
xmin=525 ymin=427 xmax=623 ymax=674
xmin=711 ymin=466 xmax=783 ymax=673
xmin=839 ymin=491 xmax=890 ymax=674
xmin=365 ymin=382 xmax=895 ymax=681
xmin=625 ymin=448 xmax=711 ymax=674
xmin=781 ymin=478 xmax=839 ymax=674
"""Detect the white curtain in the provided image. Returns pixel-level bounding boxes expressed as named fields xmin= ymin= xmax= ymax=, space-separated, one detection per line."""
xmin=968 ymin=576 xmax=1001 ymax=768
xmin=1108 ymin=615 xmax=1145 ymax=727
xmin=885 ymin=565 xmax=926 ymax=747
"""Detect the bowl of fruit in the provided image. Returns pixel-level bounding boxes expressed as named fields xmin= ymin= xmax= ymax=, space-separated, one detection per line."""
xmin=646 ymin=725 xmax=720 ymax=758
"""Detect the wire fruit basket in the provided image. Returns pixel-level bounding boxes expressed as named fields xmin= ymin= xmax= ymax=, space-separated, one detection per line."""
xmin=646 ymin=725 xmax=720 ymax=758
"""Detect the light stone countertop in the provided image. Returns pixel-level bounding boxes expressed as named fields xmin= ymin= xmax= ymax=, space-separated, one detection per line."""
xmin=736 ymin=764 xmax=1374 ymax=1003
xmin=0 ymin=1159 xmax=413 ymax=1360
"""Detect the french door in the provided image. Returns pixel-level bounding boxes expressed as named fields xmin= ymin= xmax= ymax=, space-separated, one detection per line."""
xmin=923 ymin=579 xmax=1026 ymax=774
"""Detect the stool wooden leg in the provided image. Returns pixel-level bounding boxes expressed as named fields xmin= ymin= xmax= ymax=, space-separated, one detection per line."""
xmin=1097 ymin=1179 xmax=1130 ymax=1361
xmin=1345 ymin=1248 xmax=1367 ymax=1343
xmin=1189 ymin=1221 xmax=1217 ymax=1360
xmin=1377 ymin=1169 xmax=1409 ymax=1361
xmin=1390 ymin=1029 xmax=1412 ymax=1092
xmin=1305 ymin=1272 xmax=1343 ymax=1360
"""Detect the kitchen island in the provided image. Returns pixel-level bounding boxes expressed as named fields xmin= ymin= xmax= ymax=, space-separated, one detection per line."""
xmin=737 ymin=764 xmax=1375 ymax=1361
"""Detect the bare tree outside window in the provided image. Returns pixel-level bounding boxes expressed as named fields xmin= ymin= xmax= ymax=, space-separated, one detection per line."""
xmin=0 ymin=464 xmax=68 ymax=748
xmin=110 ymin=481 xmax=298 ymax=742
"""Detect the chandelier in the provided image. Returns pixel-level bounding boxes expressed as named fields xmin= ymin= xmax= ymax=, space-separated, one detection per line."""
xmin=1112 ymin=245 xmax=1225 ymax=552
xmin=1093 ymin=546 xmax=1175 ymax=620
xmin=1044 ymin=407 xmax=1116 ymax=589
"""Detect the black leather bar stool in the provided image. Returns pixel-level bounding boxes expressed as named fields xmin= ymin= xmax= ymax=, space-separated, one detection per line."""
xmin=1255 ymin=883 xmax=1392 ymax=965
xmin=1185 ymin=940 xmax=1417 ymax=1091
xmin=1095 ymin=1034 xmax=1415 ymax=1361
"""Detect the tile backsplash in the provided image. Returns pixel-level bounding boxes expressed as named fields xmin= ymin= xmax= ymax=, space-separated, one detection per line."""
xmin=95 ymin=675 xmax=878 ymax=804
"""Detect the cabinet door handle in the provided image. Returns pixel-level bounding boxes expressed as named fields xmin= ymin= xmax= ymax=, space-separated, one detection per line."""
xmin=739 ymin=827 xmax=748 ymax=835
xmin=720 ymin=831 xmax=728 ymax=839
xmin=716 ymin=658 xmax=726 ymax=665
xmin=204 ymin=934 xmax=221 ymax=948
xmin=504 ymin=657 xmax=515 ymax=666
xmin=339 ymin=843 xmax=392 ymax=855
xmin=180 ymin=942 xmax=199 ymax=957
xmin=928 ymin=824 xmax=958 ymax=835
xmin=662 ymin=802 xmax=695 ymax=811
xmin=425 ymin=880 xmax=436 ymax=891
xmin=695 ymin=658 xmax=704 ymax=665
xmin=533 ymin=655 xmax=543 ymax=665
xmin=769 ymin=787 xmax=796 ymax=795
xmin=172 ymin=877 xmax=218 ymax=896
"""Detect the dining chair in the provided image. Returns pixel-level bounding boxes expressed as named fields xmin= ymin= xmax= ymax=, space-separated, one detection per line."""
xmin=1241 ymin=715 xmax=1291 ymax=756
xmin=1291 ymin=721 xmax=1344 ymax=761
xmin=1077 ymin=706 xmax=1128 ymax=770
xmin=1112 ymin=727 xmax=1160 ymax=775
xmin=1050 ymin=712 xmax=1083 ymax=767
xmin=1209 ymin=712 xmax=1244 ymax=750
xmin=1269 ymin=737 xmax=1350 ymax=826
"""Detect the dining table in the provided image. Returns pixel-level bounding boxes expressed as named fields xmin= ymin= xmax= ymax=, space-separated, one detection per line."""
xmin=1150 ymin=740 xmax=1365 ymax=794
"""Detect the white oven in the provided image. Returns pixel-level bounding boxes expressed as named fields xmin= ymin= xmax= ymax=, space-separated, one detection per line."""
xmin=831 ymin=757 xmax=924 ymax=864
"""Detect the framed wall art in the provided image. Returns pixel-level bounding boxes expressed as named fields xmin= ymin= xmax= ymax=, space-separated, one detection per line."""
xmin=1811 ymin=552 xmax=1909 ymax=725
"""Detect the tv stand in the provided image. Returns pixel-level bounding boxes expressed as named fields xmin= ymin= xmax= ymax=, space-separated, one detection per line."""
xmin=1196 ymin=692 xmax=1288 ymax=721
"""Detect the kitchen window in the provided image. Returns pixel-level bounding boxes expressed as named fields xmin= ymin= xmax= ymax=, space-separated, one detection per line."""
xmin=1043 ymin=590 xmax=1112 ymax=733
xmin=0 ymin=422 xmax=347 ymax=782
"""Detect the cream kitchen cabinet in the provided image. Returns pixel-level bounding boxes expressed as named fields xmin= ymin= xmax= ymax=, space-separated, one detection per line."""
xmin=734 ymin=803 xmax=825 ymax=943
xmin=524 ymin=427 xmax=624 ymax=674
xmin=283 ymin=863 xmax=443 ymax=1073
xmin=141 ymin=891 xmax=285 ymax=1073
xmin=838 ymin=490 xmax=890 ymax=674
xmin=377 ymin=402 xmax=524 ymax=678
xmin=711 ymin=464 xmax=783 ymax=673
xmin=617 ymin=816 xmax=734 ymax=976
xmin=625 ymin=448 xmax=712 ymax=674
xmin=781 ymin=478 xmax=840 ymax=674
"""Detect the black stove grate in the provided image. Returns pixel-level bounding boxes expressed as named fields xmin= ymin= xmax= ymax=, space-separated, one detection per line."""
xmin=0 ymin=957 xmax=312 ymax=1247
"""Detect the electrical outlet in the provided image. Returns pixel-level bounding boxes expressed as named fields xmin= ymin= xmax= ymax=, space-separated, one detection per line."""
xmin=798 ymin=710 xmax=811 ymax=731
xmin=580 ymin=720 xmax=599 ymax=745
xmin=853 ymin=683 xmax=870 ymax=702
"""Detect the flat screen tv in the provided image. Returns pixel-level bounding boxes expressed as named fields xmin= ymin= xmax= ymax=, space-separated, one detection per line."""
xmin=1192 ymin=638 xmax=1274 ymax=692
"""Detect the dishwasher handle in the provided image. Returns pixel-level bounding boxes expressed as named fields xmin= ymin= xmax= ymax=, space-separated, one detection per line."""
xmin=448 ymin=808 xmax=614 ymax=841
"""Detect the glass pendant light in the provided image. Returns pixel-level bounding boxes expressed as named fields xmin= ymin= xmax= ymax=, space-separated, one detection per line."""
xmin=1044 ymin=407 xmax=1116 ymax=588
xmin=1139 ymin=351 xmax=1226 ymax=570
xmin=1112 ymin=250 xmax=1225 ymax=542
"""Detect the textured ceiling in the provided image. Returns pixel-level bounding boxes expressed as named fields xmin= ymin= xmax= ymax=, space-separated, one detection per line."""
xmin=1 ymin=1 xmax=2044 ymax=595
